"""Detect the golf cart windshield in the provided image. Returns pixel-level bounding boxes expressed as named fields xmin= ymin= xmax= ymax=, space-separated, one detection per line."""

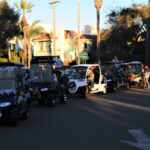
xmin=69 ymin=66 xmax=87 ymax=79
xmin=127 ymin=64 xmax=142 ymax=75
xmin=30 ymin=63 xmax=52 ymax=82
xmin=0 ymin=66 xmax=17 ymax=94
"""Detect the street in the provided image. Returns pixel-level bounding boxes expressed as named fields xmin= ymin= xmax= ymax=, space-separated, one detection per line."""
xmin=0 ymin=88 xmax=150 ymax=150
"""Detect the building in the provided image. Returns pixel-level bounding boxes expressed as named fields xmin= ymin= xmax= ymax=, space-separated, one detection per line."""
xmin=32 ymin=28 xmax=95 ymax=64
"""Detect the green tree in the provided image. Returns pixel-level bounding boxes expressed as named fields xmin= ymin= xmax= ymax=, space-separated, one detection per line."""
xmin=0 ymin=0 xmax=20 ymax=50
xmin=102 ymin=6 xmax=146 ymax=61
xmin=134 ymin=4 xmax=150 ymax=65
xmin=26 ymin=20 xmax=46 ymax=67
xmin=14 ymin=0 xmax=34 ymax=66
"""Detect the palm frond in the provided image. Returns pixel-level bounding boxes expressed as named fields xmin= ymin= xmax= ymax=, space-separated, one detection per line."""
xmin=14 ymin=2 xmax=19 ymax=9
xmin=26 ymin=3 xmax=34 ymax=13
xmin=20 ymin=0 xmax=27 ymax=12
xmin=30 ymin=20 xmax=41 ymax=28
xmin=26 ymin=20 xmax=46 ymax=40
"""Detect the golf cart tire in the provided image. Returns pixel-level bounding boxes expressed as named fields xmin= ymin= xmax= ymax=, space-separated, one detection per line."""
xmin=139 ymin=81 xmax=144 ymax=89
xmin=9 ymin=107 xmax=18 ymax=127
xmin=102 ymin=88 xmax=107 ymax=95
xmin=60 ymin=95 xmax=68 ymax=104
xmin=80 ymin=86 xmax=89 ymax=98
xmin=68 ymin=82 xmax=76 ymax=94
xmin=47 ymin=99 xmax=56 ymax=107
xmin=21 ymin=112 xmax=28 ymax=120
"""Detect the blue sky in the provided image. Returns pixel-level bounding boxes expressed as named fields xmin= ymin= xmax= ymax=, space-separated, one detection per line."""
xmin=9 ymin=0 xmax=148 ymax=31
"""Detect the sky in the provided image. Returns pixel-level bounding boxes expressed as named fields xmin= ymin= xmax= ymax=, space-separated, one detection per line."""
xmin=9 ymin=0 xmax=148 ymax=32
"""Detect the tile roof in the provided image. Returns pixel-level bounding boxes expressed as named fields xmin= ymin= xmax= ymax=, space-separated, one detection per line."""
xmin=33 ymin=30 xmax=96 ymax=41
xmin=33 ymin=35 xmax=51 ymax=41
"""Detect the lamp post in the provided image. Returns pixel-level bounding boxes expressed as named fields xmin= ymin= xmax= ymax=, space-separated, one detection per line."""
xmin=94 ymin=0 xmax=102 ymax=64
xmin=77 ymin=0 xmax=80 ymax=64
xmin=21 ymin=14 xmax=29 ymax=67
xmin=49 ymin=0 xmax=60 ymax=56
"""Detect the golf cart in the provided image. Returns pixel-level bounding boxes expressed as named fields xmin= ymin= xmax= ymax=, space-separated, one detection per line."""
xmin=121 ymin=61 xmax=144 ymax=88
xmin=29 ymin=56 xmax=68 ymax=106
xmin=68 ymin=64 xmax=107 ymax=97
xmin=101 ymin=61 xmax=129 ymax=92
xmin=0 ymin=62 xmax=29 ymax=126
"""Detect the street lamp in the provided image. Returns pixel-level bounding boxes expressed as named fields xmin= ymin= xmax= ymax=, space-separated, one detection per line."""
xmin=21 ymin=14 xmax=29 ymax=67
xmin=94 ymin=0 xmax=102 ymax=64
xmin=49 ymin=0 xmax=60 ymax=56
xmin=77 ymin=0 xmax=80 ymax=64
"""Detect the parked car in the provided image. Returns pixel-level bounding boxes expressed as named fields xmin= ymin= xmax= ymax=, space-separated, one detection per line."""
xmin=121 ymin=61 xmax=144 ymax=88
xmin=101 ymin=61 xmax=129 ymax=92
xmin=67 ymin=64 xmax=107 ymax=97
xmin=29 ymin=56 xmax=68 ymax=106
xmin=0 ymin=62 xmax=29 ymax=126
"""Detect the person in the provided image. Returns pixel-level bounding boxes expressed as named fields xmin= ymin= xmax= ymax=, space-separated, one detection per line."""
xmin=87 ymin=68 xmax=95 ymax=88
xmin=112 ymin=56 xmax=119 ymax=62
xmin=51 ymin=66 xmax=58 ymax=91
xmin=144 ymin=65 xmax=150 ymax=88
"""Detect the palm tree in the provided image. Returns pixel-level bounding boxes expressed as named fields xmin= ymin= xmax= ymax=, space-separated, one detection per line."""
xmin=94 ymin=0 xmax=102 ymax=64
xmin=26 ymin=20 xmax=46 ymax=67
xmin=14 ymin=0 xmax=34 ymax=66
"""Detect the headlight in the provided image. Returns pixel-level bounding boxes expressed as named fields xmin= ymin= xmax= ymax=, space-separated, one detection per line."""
xmin=29 ymin=88 xmax=33 ymax=91
xmin=107 ymin=79 xmax=112 ymax=82
xmin=41 ymin=88 xmax=48 ymax=92
xmin=0 ymin=102 xmax=11 ymax=107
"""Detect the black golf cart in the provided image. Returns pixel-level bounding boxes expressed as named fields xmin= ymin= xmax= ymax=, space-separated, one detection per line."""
xmin=101 ymin=61 xmax=129 ymax=92
xmin=29 ymin=56 xmax=68 ymax=106
xmin=0 ymin=62 xmax=29 ymax=126
xmin=121 ymin=61 xmax=144 ymax=88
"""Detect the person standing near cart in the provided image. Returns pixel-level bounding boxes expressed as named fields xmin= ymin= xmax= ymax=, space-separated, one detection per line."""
xmin=144 ymin=65 xmax=150 ymax=88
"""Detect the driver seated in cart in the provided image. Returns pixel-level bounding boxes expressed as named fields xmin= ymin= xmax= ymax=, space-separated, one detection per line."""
xmin=87 ymin=67 xmax=95 ymax=88
xmin=51 ymin=64 xmax=59 ymax=90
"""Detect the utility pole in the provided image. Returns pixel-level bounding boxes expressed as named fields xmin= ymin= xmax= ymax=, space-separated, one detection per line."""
xmin=94 ymin=0 xmax=102 ymax=64
xmin=145 ymin=0 xmax=150 ymax=66
xmin=77 ymin=0 xmax=80 ymax=64
xmin=49 ymin=0 xmax=60 ymax=56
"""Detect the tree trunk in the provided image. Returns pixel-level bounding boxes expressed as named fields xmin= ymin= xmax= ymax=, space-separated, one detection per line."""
xmin=28 ymin=40 xmax=32 ymax=67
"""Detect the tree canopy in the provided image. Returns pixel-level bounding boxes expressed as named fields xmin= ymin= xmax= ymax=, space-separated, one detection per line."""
xmin=100 ymin=4 xmax=150 ymax=62
xmin=0 ymin=0 xmax=20 ymax=49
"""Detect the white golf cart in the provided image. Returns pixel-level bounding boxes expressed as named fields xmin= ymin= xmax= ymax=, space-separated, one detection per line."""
xmin=68 ymin=64 xmax=107 ymax=97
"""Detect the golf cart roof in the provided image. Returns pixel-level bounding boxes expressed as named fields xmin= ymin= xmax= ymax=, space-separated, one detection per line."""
xmin=0 ymin=62 xmax=23 ymax=67
xmin=128 ymin=61 xmax=142 ymax=65
xmin=102 ymin=61 xmax=123 ymax=64
xmin=121 ymin=61 xmax=142 ymax=66
xmin=71 ymin=64 xmax=100 ymax=68
xmin=31 ymin=56 xmax=55 ymax=64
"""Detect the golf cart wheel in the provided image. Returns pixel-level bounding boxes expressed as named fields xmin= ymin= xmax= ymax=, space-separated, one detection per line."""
xmin=68 ymin=82 xmax=76 ymax=94
xmin=9 ymin=107 xmax=18 ymax=127
xmin=109 ymin=84 xmax=116 ymax=93
xmin=38 ymin=99 xmax=42 ymax=105
xmin=102 ymin=87 xmax=107 ymax=95
xmin=47 ymin=99 xmax=56 ymax=107
xmin=60 ymin=95 xmax=68 ymax=104
xmin=21 ymin=112 xmax=28 ymax=120
xmin=139 ymin=81 xmax=144 ymax=89
xmin=81 ymin=86 xmax=89 ymax=98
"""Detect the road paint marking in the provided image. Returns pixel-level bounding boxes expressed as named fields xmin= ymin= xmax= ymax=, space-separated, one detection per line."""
xmin=120 ymin=129 xmax=150 ymax=150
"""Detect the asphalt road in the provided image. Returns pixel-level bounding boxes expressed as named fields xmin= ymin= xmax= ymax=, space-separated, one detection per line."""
xmin=0 ymin=88 xmax=150 ymax=150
